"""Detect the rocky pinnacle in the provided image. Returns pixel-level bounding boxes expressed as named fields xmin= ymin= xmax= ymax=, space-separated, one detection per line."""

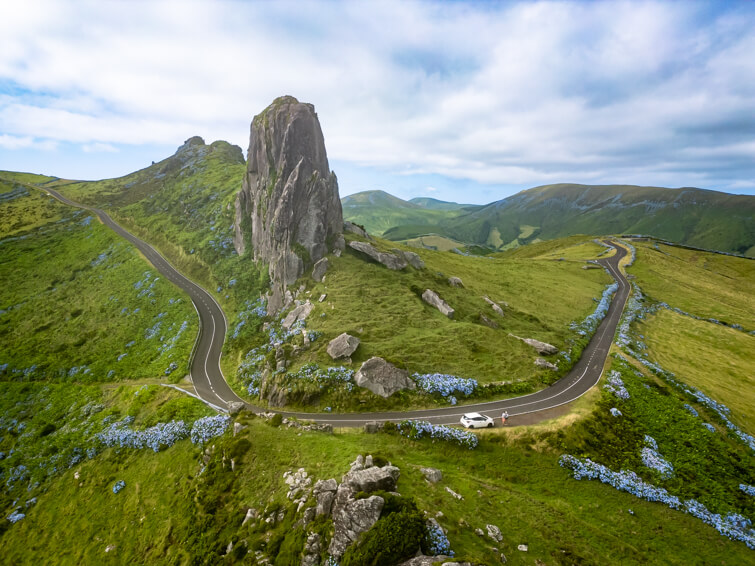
xmin=234 ymin=96 xmax=343 ymax=312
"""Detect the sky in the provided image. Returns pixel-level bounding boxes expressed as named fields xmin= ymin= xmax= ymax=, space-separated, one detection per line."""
xmin=1 ymin=0 xmax=754 ymax=204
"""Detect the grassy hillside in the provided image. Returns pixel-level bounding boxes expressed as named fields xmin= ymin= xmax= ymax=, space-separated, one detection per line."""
xmin=371 ymin=184 xmax=755 ymax=257
xmin=0 ymin=181 xmax=197 ymax=382
xmin=341 ymin=190 xmax=474 ymax=237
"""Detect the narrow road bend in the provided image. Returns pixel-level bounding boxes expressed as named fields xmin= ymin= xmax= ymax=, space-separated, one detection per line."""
xmin=35 ymin=184 xmax=630 ymax=427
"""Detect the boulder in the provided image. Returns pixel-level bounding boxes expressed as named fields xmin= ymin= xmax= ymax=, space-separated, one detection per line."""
xmin=343 ymin=220 xmax=370 ymax=238
xmin=328 ymin=487 xmax=384 ymax=557
xmin=392 ymin=249 xmax=425 ymax=269
xmin=312 ymin=257 xmax=329 ymax=282
xmin=233 ymin=422 xmax=247 ymax=436
xmin=227 ymin=401 xmax=246 ymax=416
xmin=422 ymin=289 xmax=455 ymax=319
xmin=234 ymin=96 xmax=343 ymax=313
xmin=316 ymin=490 xmax=335 ymax=517
xmin=333 ymin=233 xmax=346 ymax=252
xmin=421 ymin=467 xmax=443 ymax=483
xmin=534 ymin=358 xmax=558 ymax=371
xmin=343 ymin=465 xmax=400 ymax=493
xmin=318 ymin=293 xmax=327 ymax=303
xmin=509 ymin=334 xmax=558 ymax=355
xmin=348 ymin=241 xmax=407 ymax=270
xmin=448 ymin=276 xmax=464 ymax=287
xmin=282 ymin=301 xmax=314 ymax=330
xmin=487 ymin=524 xmax=503 ymax=542
xmin=483 ymin=296 xmax=505 ymax=317
xmin=355 ymin=357 xmax=416 ymax=398
xmin=445 ymin=486 xmax=463 ymax=500
xmin=363 ymin=421 xmax=382 ymax=434
xmin=327 ymin=333 xmax=360 ymax=360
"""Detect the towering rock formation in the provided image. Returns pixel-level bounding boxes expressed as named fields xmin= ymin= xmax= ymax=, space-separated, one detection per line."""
xmin=234 ymin=96 xmax=343 ymax=312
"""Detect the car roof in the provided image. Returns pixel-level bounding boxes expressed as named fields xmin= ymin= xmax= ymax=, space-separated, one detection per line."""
xmin=463 ymin=412 xmax=485 ymax=418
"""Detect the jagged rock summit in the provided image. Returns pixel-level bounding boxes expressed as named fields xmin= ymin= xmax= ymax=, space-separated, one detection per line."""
xmin=234 ymin=96 xmax=343 ymax=312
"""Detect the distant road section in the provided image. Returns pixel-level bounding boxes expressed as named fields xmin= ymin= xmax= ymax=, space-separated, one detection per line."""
xmin=36 ymin=185 xmax=630 ymax=427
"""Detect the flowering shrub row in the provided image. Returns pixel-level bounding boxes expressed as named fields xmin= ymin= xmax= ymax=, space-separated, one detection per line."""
xmin=397 ymin=420 xmax=478 ymax=450
xmin=412 ymin=373 xmax=477 ymax=401
xmin=560 ymin=455 xmax=755 ymax=549
xmin=604 ymin=370 xmax=630 ymax=400
xmin=231 ymin=298 xmax=267 ymax=339
xmin=97 ymin=419 xmax=189 ymax=452
xmin=7 ymin=509 xmax=25 ymax=523
xmin=740 ymin=484 xmax=755 ymax=497
xmin=190 ymin=415 xmax=231 ymax=445
xmin=570 ymin=282 xmax=618 ymax=336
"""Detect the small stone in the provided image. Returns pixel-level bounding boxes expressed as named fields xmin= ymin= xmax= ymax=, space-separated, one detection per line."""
xmin=534 ymin=358 xmax=558 ymax=371
xmin=487 ymin=524 xmax=503 ymax=542
xmin=319 ymin=293 xmax=327 ymax=302
xmin=479 ymin=313 xmax=499 ymax=328
xmin=363 ymin=421 xmax=382 ymax=434
xmin=233 ymin=422 xmax=247 ymax=436
xmin=517 ymin=544 xmax=528 ymax=552
xmin=483 ymin=296 xmax=505 ymax=317
xmin=242 ymin=508 xmax=258 ymax=526
xmin=228 ymin=401 xmax=245 ymax=415
xmin=475 ymin=528 xmax=484 ymax=536
xmin=448 ymin=276 xmax=464 ymax=287
xmin=421 ymin=467 xmax=443 ymax=483
xmin=445 ymin=486 xmax=463 ymax=500
xmin=422 ymin=289 xmax=455 ymax=318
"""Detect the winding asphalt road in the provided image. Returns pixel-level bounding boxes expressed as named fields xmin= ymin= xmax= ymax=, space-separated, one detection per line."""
xmin=36 ymin=184 xmax=629 ymax=427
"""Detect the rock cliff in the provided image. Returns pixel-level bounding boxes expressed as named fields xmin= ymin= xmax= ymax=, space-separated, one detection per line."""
xmin=234 ymin=96 xmax=343 ymax=312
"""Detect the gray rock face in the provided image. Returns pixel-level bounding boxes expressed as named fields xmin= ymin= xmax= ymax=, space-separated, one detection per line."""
xmin=235 ymin=96 xmax=343 ymax=312
xmin=301 ymin=533 xmax=321 ymax=566
xmin=348 ymin=241 xmax=407 ymax=270
xmin=343 ymin=465 xmax=400 ymax=493
xmin=534 ymin=357 xmax=558 ymax=370
xmin=282 ymin=301 xmax=314 ymax=330
xmin=327 ymin=333 xmax=360 ymax=360
xmin=328 ymin=487 xmax=384 ymax=557
xmin=312 ymin=257 xmax=329 ymax=282
xmin=422 ymin=289 xmax=455 ymax=319
xmin=421 ymin=467 xmax=443 ymax=483
xmin=479 ymin=313 xmax=499 ymax=329
xmin=510 ymin=334 xmax=558 ymax=355
xmin=448 ymin=276 xmax=464 ymax=287
xmin=355 ymin=357 xmax=416 ymax=397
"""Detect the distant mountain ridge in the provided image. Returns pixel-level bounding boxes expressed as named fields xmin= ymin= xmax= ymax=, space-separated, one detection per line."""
xmin=342 ymin=184 xmax=755 ymax=257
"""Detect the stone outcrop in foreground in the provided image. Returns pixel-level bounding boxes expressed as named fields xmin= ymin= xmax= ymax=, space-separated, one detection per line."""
xmin=234 ymin=96 xmax=343 ymax=312
xmin=355 ymin=357 xmax=416 ymax=397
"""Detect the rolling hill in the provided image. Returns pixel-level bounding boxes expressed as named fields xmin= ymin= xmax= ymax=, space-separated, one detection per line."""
xmin=346 ymin=184 xmax=755 ymax=257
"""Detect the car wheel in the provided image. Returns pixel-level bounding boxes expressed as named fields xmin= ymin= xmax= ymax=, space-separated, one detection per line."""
xmin=488 ymin=423 xmax=493 ymax=428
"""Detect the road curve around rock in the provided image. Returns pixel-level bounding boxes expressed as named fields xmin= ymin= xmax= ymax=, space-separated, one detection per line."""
xmin=34 ymin=185 xmax=630 ymax=427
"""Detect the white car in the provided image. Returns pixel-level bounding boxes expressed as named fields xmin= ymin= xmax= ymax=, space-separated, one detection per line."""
xmin=460 ymin=412 xmax=494 ymax=429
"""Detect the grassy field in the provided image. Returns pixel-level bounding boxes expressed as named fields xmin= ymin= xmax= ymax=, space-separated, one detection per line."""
xmin=223 ymin=231 xmax=615 ymax=411
xmin=626 ymin=241 xmax=754 ymax=329
xmin=0 ymin=188 xmax=197 ymax=382
xmin=639 ymin=309 xmax=755 ymax=435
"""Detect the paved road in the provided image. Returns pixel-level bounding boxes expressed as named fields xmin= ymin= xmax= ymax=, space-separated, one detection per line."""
xmin=36 ymin=185 xmax=629 ymax=427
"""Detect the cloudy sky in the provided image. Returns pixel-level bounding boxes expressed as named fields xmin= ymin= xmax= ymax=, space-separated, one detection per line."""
xmin=1 ymin=0 xmax=753 ymax=203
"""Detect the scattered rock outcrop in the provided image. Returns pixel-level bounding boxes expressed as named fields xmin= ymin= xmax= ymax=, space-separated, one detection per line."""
xmin=479 ymin=313 xmax=498 ymax=329
xmin=534 ymin=358 xmax=558 ymax=371
xmin=422 ymin=289 xmax=455 ymax=319
xmin=234 ymin=96 xmax=343 ymax=312
xmin=312 ymin=257 xmax=329 ymax=282
xmin=348 ymin=241 xmax=407 ymax=270
xmin=355 ymin=357 xmax=416 ymax=397
xmin=510 ymin=334 xmax=558 ymax=355
xmin=327 ymin=332 xmax=360 ymax=360
xmin=343 ymin=465 xmax=400 ymax=493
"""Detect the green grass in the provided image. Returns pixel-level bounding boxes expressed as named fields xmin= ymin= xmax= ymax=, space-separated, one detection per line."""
xmin=629 ymin=241 xmax=755 ymax=329
xmin=639 ymin=309 xmax=755 ymax=435
xmin=0 ymin=189 xmax=197 ymax=382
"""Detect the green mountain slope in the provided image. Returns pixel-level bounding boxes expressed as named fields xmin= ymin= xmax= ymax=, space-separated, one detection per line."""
xmin=341 ymin=190 xmax=475 ymax=236
xmin=378 ymin=184 xmax=755 ymax=257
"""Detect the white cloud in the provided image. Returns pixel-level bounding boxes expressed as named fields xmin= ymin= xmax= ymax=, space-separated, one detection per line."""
xmin=82 ymin=142 xmax=118 ymax=153
xmin=0 ymin=134 xmax=57 ymax=151
xmin=0 ymin=0 xmax=753 ymax=195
